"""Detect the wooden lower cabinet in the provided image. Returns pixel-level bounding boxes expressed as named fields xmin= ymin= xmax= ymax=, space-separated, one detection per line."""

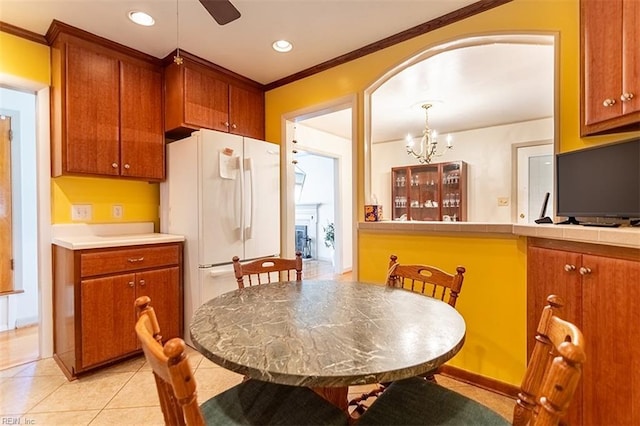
xmin=53 ymin=242 xmax=183 ymax=379
xmin=527 ymin=238 xmax=640 ymax=425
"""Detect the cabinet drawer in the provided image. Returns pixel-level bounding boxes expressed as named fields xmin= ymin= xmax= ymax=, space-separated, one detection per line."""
xmin=80 ymin=244 xmax=180 ymax=277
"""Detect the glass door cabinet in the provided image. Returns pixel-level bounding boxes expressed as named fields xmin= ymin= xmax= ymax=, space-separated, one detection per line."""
xmin=391 ymin=161 xmax=467 ymax=221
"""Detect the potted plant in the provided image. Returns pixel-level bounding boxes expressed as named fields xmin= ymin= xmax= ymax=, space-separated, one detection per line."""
xmin=323 ymin=222 xmax=335 ymax=249
xmin=323 ymin=221 xmax=335 ymax=266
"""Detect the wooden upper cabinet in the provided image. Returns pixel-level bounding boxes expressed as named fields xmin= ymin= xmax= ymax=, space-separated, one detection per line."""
xmin=229 ymin=85 xmax=265 ymax=138
xmin=164 ymin=54 xmax=265 ymax=140
xmin=182 ymin=65 xmax=229 ymax=132
xmin=120 ymin=61 xmax=164 ymax=180
xmin=48 ymin=22 xmax=165 ymax=181
xmin=65 ymin=43 xmax=120 ymax=176
xmin=581 ymin=0 xmax=640 ymax=135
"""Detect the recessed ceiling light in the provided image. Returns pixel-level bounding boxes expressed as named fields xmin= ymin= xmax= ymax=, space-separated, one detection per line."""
xmin=272 ymin=40 xmax=293 ymax=53
xmin=128 ymin=11 xmax=155 ymax=27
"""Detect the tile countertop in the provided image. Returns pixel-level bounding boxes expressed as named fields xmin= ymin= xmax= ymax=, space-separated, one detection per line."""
xmin=358 ymin=221 xmax=640 ymax=249
xmin=52 ymin=222 xmax=185 ymax=250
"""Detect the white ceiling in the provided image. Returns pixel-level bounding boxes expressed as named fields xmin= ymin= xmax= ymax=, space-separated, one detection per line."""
xmin=303 ymin=36 xmax=555 ymax=143
xmin=0 ymin=0 xmax=479 ymax=85
xmin=0 ymin=0 xmax=554 ymax=143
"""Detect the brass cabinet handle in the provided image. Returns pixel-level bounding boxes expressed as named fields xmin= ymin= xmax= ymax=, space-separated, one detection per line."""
xmin=579 ymin=266 xmax=592 ymax=276
xmin=139 ymin=279 xmax=146 ymax=287
xmin=128 ymin=281 xmax=135 ymax=288
xmin=564 ymin=264 xmax=576 ymax=272
xmin=620 ymin=92 xmax=634 ymax=102
xmin=123 ymin=164 xmax=130 ymax=169
xmin=127 ymin=257 xmax=144 ymax=263
xmin=224 ymin=121 xmax=230 ymax=127
xmin=231 ymin=123 xmax=238 ymax=129
xmin=602 ymin=98 xmax=616 ymax=107
xmin=111 ymin=162 xmax=118 ymax=168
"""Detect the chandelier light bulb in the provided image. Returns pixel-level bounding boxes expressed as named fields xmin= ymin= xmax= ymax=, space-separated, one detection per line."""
xmin=406 ymin=134 xmax=414 ymax=147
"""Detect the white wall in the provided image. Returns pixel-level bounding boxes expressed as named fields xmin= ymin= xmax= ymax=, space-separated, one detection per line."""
xmin=0 ymin=87 xmax=39 ymax=330
xmin=296 ymin=154 xmax=335 ymax=261
xmin=294 ymin=123 xmax=353 ymax=272
xmin=372 ymin=118 xmax=554 ymax=223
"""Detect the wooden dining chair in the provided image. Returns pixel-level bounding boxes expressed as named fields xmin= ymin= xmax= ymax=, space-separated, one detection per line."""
xmin=348 ymin=255 xmax=467 ymax=414
xmin=233 ymin=251 xmax=303 ymax=289
xmin=134 ymin=296 xmax=349 ymax=426
xmin=355 ymin=295 xmax=586 ymax=426
xmin=386 ymin=254 xmax=466 ymax=307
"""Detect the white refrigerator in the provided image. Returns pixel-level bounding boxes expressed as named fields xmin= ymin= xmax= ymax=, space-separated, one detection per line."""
xmin=160 ymin=129 xmax=280 ymax=342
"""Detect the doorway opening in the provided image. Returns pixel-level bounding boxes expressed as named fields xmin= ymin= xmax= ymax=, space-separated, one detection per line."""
xmin=0 ymin=87 xmax=39 ymax=369
xmin=293 ymin=150 xmax=337 ymax=273
xmin=515 ymin=142 xmax=554 ymax=223
xmin=282 ymin=97 xmax=355 ymax=278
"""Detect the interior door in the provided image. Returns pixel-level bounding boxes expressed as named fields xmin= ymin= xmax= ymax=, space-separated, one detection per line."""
xmin=0 ymin=115 xmax=13 ymax=293
xmin=517 ymin=144 xmax=554 ymax=223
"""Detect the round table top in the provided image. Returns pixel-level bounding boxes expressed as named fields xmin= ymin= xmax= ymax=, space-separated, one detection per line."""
xmin=190 ymin=280 xmax=466 ymax=387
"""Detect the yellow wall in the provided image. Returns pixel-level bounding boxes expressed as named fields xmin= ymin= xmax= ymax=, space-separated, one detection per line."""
xmin=265 ymin=0 xmax=639 ymax=386
xmin=358 ymin=232 xmax=527 ymax=385
xmin=0 ymin=32 xmax=49 ymax=84
xmin=52 ymin=177 xmax=160 ymax=226
xmin=0 ymin=32 xmax=161 ymax=228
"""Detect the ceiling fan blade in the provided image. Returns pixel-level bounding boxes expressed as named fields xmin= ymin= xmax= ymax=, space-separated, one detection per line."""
xmin=199 ymin=0 xmax=241 ymax=25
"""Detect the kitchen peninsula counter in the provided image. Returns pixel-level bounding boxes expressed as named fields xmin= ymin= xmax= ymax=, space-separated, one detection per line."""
xmin=359 ymin=221 xmax=640 ymax=249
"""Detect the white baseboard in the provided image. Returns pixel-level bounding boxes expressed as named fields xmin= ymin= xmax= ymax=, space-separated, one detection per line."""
xmin=15 ymin=316 xmax=38 ymax=328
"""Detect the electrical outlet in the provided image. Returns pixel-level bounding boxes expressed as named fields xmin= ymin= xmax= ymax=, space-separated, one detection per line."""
xmin=71 ymin=204 xmax=92 ymax=221
xmin=112 ymin=204 xmax=124 ymax=219
xmin=497 ymin=197 xmax=509 ymax=206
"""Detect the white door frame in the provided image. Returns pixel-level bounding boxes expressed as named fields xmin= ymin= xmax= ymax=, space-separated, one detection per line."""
xmin=0 ymin=74 xmax=53 ymax=359
xmin=513 ymin=141 xmax=554 ymax=223
xmin=280 ymin=94 xmax=357 ymax=278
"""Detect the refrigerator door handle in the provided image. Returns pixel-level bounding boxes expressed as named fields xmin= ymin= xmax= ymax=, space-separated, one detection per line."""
xmin=244 ymin=157 xmax=255 ymax=240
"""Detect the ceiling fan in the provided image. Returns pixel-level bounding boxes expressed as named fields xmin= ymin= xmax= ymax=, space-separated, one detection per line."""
xmin=198 ymin=0 xmax=241 ymax=25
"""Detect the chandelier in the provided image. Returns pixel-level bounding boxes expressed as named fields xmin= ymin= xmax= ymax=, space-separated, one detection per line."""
xmin=405 ymin=103 xmax=452 ymax=164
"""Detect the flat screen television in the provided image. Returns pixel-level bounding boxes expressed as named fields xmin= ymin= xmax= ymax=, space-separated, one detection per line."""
xmin=556 ymin=138 xmax=640 ymax=222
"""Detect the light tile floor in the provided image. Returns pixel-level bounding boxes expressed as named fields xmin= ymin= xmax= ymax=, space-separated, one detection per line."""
xmin=1 ymin=346 xmax=515 ymax=425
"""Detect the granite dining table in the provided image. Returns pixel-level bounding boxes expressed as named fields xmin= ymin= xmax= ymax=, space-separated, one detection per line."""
xmin=189 ymin=280 xmax=466 ymax=412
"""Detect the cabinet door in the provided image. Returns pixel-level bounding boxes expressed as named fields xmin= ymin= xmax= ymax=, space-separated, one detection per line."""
xmin=120 ymin=61 xmax=164 ymax=180
xmin=581 ymin=255 xmax=640 ymax=426
xmin=527 ymin=247 xmax=582 ymax=355
xmin=391 ymin=167 xmax=408 ymax=220
xmin=229 ymin=85 xmax=265 ymax=139
xmin=136 ymin=267 xmax=181 ymax=343
xmin=622 ymin=0 xmax=640 ymax=117
xmin=80 ymin=274 xmax=137 ymax=368
xmin=441 ymin=162 xmax=466 ymax=221
xmin=411 ymin=165 xmax=440 ymax=221
xmin=184 ymin=66 xmax=229 ymax=132
xmin=527 ymin=246 xmax=582 ymax=425
xmin=66 ymin=43 xmax=120 ymax=176
xmin=582 ymin=0 xmax=623 ymax=126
